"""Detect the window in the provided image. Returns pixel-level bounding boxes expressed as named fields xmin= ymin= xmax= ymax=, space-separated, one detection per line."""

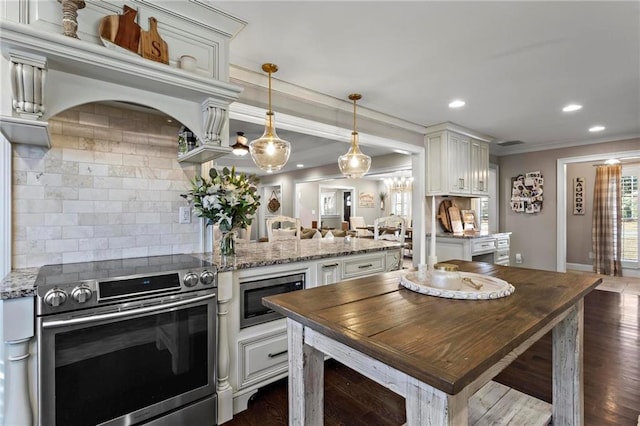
xmin=621 ymin=165 xmax=639 ymax=266
xmin=391 ymin=191 xmax=411 ymax=218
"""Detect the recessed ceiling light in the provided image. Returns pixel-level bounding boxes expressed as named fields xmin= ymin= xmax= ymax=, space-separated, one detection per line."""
xmin=562 ymin=104 xmax=582 ymax=112
xmin=449 ymin=100 xmax=466 ymax=109
xmin=604 ymin=159 xmax=620 ymax=165
xmin=296 ymin=164 xmax=304 ymax=168
xmin=589 ymin=125 xmax=605 ymax=132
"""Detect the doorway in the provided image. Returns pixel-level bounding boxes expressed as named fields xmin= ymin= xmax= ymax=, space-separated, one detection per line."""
xmin=343 ymin=191 xmax=352 ymax=223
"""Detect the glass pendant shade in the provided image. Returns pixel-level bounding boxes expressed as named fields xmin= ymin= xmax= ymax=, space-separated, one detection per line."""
xmin=232 ymin=131 xmax=249 ymax=156
xmin=338 ymin=132 xmax=371 ymax=178
xmin=249 ymin=112 xmax=290 ymax=172
xmin=249 ymin=63 xmax=290 ymax=172
xmin=339 ymin=93 xmax=371 ymax=178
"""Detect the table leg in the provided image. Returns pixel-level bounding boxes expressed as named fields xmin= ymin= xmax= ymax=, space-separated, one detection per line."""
xmin=406 ymin=376 xmax=468 ymax=425
xmin=552 ymin=300 xmax=584 ymax=425
xmin=287 ymin=318 xmax=324 ymax=425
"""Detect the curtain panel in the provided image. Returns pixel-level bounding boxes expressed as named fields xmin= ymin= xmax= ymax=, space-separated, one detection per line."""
xmin=592 ymin=165 xmax=623 ymax=276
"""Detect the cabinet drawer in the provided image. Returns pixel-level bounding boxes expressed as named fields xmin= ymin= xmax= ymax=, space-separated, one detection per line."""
xmin=239 ymin=330 xmax=288 ymax=388
xmin=497 ymin=238 xmax=510 ymax=249
xmin=496 ymin=248 xmax=510 ymax=262
xmin=472 ymin=238 xmax=496 ymax=254
xmin=342 ymin=253 xmax=385 ymax=279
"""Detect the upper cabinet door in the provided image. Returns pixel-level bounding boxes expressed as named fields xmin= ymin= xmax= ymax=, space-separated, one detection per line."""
xmin=471 ymin=140 xmax=489 ymax=196
xmin=447 ymin=133 xmax=471 ymax=195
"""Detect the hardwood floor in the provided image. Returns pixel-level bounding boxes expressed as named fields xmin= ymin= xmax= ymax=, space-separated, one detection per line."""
xmin=225 ymin=290 xmax=640 ymax=426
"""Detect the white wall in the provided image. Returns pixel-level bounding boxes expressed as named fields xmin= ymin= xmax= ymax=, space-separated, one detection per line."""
xmin=11 ymin=103 xmax=200 ymax=268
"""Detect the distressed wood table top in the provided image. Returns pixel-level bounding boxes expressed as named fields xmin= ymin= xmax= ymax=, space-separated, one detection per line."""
xmin=263 ymin=260 xmax=602 ymax=395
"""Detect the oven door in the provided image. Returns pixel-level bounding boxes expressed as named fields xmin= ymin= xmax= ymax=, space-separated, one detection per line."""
xmin=37 ymin=291 xmax=216 ymax=426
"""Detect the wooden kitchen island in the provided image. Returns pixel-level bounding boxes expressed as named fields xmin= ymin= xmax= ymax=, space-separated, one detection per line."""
xmin=263 ymin=260 xmax=602 ymax=425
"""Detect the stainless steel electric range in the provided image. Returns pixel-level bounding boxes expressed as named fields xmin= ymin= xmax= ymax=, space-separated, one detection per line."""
xmin=35 ymin=254 xmax=218 ymax=426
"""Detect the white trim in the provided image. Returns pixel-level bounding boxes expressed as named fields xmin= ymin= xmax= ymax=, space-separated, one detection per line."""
xmin=556 ymin=149 xmax=640 ymax=273
xmin=493 ymin=133 xmax=640 ymax=156
xmin=229 ymin=103 xmax=422 ymax=154
xmin=230 ymin=65 xmax=426 ymax=135
xmin=565 ymin=263 xmax=593 ymax=272
xmin=1 ymin=133 xmax=10 ymax=277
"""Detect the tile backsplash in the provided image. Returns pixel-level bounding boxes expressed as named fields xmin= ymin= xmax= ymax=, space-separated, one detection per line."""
xmin=12 ymin=103 xmax=201 ymax=268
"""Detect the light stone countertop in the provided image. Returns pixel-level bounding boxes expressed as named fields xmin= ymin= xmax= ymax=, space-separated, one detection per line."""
xmin=1 ymin=238 xmax=403 ymax=300
xmin=428 ymin=232 xmax=512 ymax=239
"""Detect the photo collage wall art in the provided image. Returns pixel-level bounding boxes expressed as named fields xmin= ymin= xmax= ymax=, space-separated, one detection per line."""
xmin=510 ymin=171 xmax=544 ymax=214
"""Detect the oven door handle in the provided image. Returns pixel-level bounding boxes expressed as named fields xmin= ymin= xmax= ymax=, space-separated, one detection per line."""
xmin=41 ymin=292 xmax=217 ymax=329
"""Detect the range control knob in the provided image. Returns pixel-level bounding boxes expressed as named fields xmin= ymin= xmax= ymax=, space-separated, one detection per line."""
xmin=71 ymin=285 xmax=93 ymax=304
xmin=200 ymin=269 xmax=216 ymax=285
xmin=44 ymin=288 xmax=68 ymax=307
xmin=184 ymin=272 xmax=199 ymax=287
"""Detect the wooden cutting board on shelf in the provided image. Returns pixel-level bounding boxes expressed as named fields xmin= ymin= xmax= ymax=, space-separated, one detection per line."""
xmin=98 ymin=5 xmax=140 ymax=55
xmin=437 ymin=199 xmax=453 ymax=232
xmin=448 ymin=206 xmax=464 ymax=233
xmin=140 ymin=17 xmax=169 ymax=64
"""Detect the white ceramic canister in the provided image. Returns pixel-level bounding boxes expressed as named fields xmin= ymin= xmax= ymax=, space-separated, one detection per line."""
xmin=430 ymin=263 xmax=462 ymax=290
xmin=179 ymin=55 xmax=197 ymax=72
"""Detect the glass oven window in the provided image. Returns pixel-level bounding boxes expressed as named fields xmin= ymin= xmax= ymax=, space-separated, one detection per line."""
xmin=53 ymin=305 xmax=209 ymax=426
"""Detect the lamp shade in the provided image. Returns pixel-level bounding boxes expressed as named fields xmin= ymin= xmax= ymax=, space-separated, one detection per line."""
xmin=339 ymin=93 xmax=371 ymax=178
xmin=249 ymin=63 xmax=291 ymax=172
xmin=338 ymin=132 xmax=371 ymax=178
xmin=232 ymin=131 xmax=249 ymax=156
xmin=249 ymin=112 xmax=290 ymax=172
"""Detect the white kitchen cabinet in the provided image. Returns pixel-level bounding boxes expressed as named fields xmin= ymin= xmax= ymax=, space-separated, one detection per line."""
xmin=342 ymin=252 xmax=386 ymax=279
xmin=425 ymin=122 xmax=492 ymax=197
xmin=317 ymin=260 xmax=342 ymax=286
xmin=238 ymin=329 xmax=288 ymax=389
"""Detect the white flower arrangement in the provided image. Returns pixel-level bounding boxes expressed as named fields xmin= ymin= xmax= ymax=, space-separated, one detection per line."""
xmin=181 ymin=167 xmax=260 ymax=232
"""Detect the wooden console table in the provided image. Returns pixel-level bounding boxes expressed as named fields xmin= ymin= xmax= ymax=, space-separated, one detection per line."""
xmin=263 ymin=260 xmax=601 ymax=425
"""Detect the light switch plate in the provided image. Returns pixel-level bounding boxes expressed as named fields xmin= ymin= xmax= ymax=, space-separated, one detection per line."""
xmin=179 ymin=206 xmax=191 ymax=224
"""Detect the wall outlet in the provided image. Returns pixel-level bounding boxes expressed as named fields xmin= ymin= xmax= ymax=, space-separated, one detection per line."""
xmin=515 ymin=253 xmax=523 ymax=264
xmin=588 ymin=251 xmax=594 ymax=259
xmin=311 ymin=209 xmax=316 ymax=215
xmin=179 ymin=206 xmax=191 ymax=224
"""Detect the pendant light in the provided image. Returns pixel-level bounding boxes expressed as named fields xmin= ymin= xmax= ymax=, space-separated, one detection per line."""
xmin=249 ymin=63 xmax=291 ymax=172
xmin=231 ymin=131 xmax=249 ymax=156
xmin=338 ymin=93 xmax=371 ymax=178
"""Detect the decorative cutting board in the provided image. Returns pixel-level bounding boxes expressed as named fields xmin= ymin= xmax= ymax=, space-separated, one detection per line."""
xmin=437 ymin=199 xmax=452 ymax=232
xmin=98 ymin=5 xmax=140 ymax=55
xmin=448 ymin=206 xmax=464 ymax=233
xmin=140 ymin=17 xmax=169 ymax=64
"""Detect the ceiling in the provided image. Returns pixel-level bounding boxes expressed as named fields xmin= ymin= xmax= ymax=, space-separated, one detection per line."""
xmin=214 ymin=1 xmax=639 ymax=167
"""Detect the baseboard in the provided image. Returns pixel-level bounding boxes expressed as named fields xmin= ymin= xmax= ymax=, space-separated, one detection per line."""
xmin=566 ymin=263 xmax=640 ymax=278
xmin=566 ymin=263 xmax=592 ymax=272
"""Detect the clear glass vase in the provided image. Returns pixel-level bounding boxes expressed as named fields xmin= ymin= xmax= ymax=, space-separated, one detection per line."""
xmin=220 ymin=230 xmax=236 ymax=256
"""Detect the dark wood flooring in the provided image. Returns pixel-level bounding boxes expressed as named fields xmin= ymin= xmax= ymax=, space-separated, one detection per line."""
xmin=225 ymin=290 xmax=640 ymax=426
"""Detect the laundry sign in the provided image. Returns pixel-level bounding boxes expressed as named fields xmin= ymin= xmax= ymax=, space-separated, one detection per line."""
xmin=573 ymin=177 xmax=585 ymax=215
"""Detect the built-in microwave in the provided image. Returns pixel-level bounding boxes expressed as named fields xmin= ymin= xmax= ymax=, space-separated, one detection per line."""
xmin=240 ymin=272 xmax=306 ymax=328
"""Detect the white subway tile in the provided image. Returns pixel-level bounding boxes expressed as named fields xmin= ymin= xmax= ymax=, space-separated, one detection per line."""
xmin=108 ymin=165 xmax=137 ymax=178
xmin=136 ymin=212 xmax=160 ymax=224
xmin=13 ymin=156 xmax=45 ymax=172
xmin=14 ymin=199 xmax=62 ymax=213
xmin=93 ymin=176 xmax=123 ymax=189
xmin=109 ymin=236 xmax=137 ymax=249
xmin=63 ymin=122 xmax=94 ymax=138
xmin=62 ymin=175 xmax=93 ymax=188
xmin=93 ymin=249 xmax=124 ymax=261
xmin=46 ymin=239 xmax=79 ymax=253
xmin=77 ymin=213 xmax=109 ymax=226
xmin=94 ymin=152 xmax=123 ymax=165
xmin=45 ymin=213 xmax=78 ymax=226
xmin=94 ymin=200 xmax=123 ymax=213
xmin=62 ymin=226 xmax=94 ymax=238
xmin=148 ymin=245 xmax=172 ymax=256
xmin=79 ymin=112 xmax=109 ymax=127
xmin=14 ymin=213 xmax=45 ymax=227
xmin=122 ymin=177 xmax=148 ymax=190
xmin=27 ymin=172 xmax=63 ymax=186
xmin=13 ymin=185 xmax=44 ymax=199
xmin=135 ymin=235 xmax=161 ymax=246
xmin=108 ymin=189 xmax=136 ymax=201
xmin=79 ymin=163 xmax=109 ymax=176
xmin=148 ymin=157 xmax=172 ymax=169
xmin=78 ymin=188 xmax=109 ymax=201
xmin=62 ymin=251 xmax=95 ymax=263
xmin=78 ymin=238 xmax=108 ymax=251
xmin=172 ymin=243 xmax=199 ymax=254
xmin=12 ymin=255 xmax=27 ymax=269
xmin=63 ymin=148 xmax=95 ymax=162
xmin=108 ymin=213 xmax=136 ymax=225
xmin=27 ymin=253 xmax=62 ymax=267
xmin=26 ymin=226 xmax=62 ymax=240
xmin=45 ymin=158 xmax=79 ymax=175
xmin=63 ymin=200 xmax=95 ymax=213
xmin=94 ymin=225 xmax=122 ymax=237
xmin=94 ymin=127 xmax=123 ymax=141
xmin=44 ymin=187 xmax=79 ymax=200
xmin=122 ymin=247 xmax=149 ymax=258
xmin=148 ymin=180 xmax=171 ymax=191
xmin=122 ymin=154 xmax=148 ymax=166
xmin=14 ymin=240 xmax=45 ymax=255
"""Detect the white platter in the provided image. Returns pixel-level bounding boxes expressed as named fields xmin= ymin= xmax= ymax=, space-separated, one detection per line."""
xmin=400 ymin=271 xmax=515 ymax=300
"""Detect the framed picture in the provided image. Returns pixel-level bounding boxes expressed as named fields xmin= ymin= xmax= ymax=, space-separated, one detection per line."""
xmin=358 ymin=192 xmax=374 ymax=208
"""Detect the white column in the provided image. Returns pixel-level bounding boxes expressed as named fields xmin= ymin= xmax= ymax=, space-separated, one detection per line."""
xmin=428 ymin=195 xmax=438 ymax=268
xmin=216 ymin=271 xmax=233 ymax=424
xmin=5 ymin=338 xmax=33 ymax=426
